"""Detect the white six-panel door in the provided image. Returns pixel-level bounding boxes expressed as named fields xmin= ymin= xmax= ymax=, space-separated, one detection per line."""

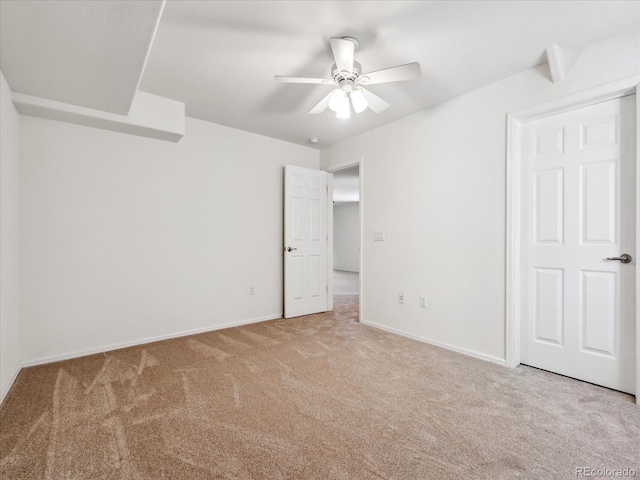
xmin=521 ymin=95 xmax=636 ymax=394
xmin=284 ymin=165 xmax=328 ymax=318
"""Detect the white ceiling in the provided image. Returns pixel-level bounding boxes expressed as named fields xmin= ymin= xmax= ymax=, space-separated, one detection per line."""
xmin=140 ymin=0 xmax=639 ymax=148
xmin=333 ymin=166 xmax=360 ymax=204
xmin=0 ymin=0 xmax=164 ymax=114
xmin=0 ymin=1 xmax=638 ymax=147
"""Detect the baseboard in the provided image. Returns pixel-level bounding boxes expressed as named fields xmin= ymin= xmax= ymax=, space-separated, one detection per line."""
xmin=0 ymin=362 xmax=23 ymax=406
xmin=22 ymin=313 xmax=284 ymax=368
xmin=360 ymin=319 xmax=506 ymax=367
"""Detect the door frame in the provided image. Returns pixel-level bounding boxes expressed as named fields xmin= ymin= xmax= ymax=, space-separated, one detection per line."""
xmin=505 ymin=76 xmax=640 ymax=402
xmin=325 ymin=157 xmax=363 ymax=320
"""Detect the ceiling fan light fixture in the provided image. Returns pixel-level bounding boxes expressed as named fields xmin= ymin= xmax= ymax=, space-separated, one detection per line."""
xmin=350 ymin=88 xmax=368 ymax=113
xmin=336 ymin=99 xmax=351 ymax=119
xmin=276 ymin=37 xmax=421 ymax=118
xmin=328 ymin=89 xmax=347 ymax=112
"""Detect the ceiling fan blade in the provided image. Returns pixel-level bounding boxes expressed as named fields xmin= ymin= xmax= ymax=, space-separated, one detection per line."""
xmin=308 ymin=91 xmax=334 ymax=114
xmin=360 ymin=88 xmax=390 ymax=113
xmin=359 ymin=62 xmax=421 ymax=85
xmin=275 ymin=76 xmax=333 ymax=84
xmin=330 ymin=37 xmax=354 ymax=74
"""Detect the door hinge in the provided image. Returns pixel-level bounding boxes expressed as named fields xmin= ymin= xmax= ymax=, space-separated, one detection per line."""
xmin=326 ymin=284 xmax=328 ymax=291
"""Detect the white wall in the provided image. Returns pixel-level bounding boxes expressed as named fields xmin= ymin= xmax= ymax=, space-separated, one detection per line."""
xmin=20 ymin=115 xmax=318 ymax=364
xmin=320 ymin=30 xmax=640 ymax=363
xmin=0 ymin=71 xmax=21 ymax=402
xmin=333 ymin=202 xmax=360 ymax=272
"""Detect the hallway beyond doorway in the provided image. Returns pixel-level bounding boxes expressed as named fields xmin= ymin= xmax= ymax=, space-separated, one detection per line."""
xmin=333 ymin=270 xmax=359 ymax=295
xmin=333 ymin=270 xmax=359 ymax=322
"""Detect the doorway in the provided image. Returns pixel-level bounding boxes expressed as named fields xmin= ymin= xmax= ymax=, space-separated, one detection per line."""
xmin=506 ymin=79 xmax=639 ymax=401
xmin=328 ymin=161 xmax=362 ymax=321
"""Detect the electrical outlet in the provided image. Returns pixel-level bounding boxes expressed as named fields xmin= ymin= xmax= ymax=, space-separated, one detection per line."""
xmin=249 ymin=287 xmax=255 ymax=295
xmin=398 ymin=292 xmax=405 ymax=304
xmin=374 ymin=231 xmax=385 ymax=241
xmin=420 ymin=296 xmax=427 ymax=308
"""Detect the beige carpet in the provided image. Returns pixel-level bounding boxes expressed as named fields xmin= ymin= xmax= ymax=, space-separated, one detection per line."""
xmin=1 ymin=294 xmax=639 ymax=479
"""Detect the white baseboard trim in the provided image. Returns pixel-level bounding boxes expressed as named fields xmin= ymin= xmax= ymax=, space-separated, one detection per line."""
xmin=334 ymin=268 xmax=360 ymax=273
xmin=22 ymin=313 xmax=284 ymax=368
xmin=360 ymin=319 xmax=506 ymax=367
xmin=0 ymin=362 xmax=23 ymax=406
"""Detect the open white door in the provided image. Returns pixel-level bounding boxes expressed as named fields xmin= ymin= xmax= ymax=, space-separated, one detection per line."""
xmin=284 ymin=165 xmax=329 ymax=318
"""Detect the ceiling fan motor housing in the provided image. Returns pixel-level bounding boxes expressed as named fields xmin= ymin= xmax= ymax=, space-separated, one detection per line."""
xmin=331 ymin=60 xmax=362 ymax=84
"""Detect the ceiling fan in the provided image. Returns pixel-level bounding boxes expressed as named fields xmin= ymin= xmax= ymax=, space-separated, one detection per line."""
xmin=274 ymin=37 xmax=421 ymax=119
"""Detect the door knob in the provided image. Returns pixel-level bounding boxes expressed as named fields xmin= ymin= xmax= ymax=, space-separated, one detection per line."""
xmin=286 ymin=246 xmax=297 ymax=252
xmin=606 ymin=254 xmax=632 ymax=263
